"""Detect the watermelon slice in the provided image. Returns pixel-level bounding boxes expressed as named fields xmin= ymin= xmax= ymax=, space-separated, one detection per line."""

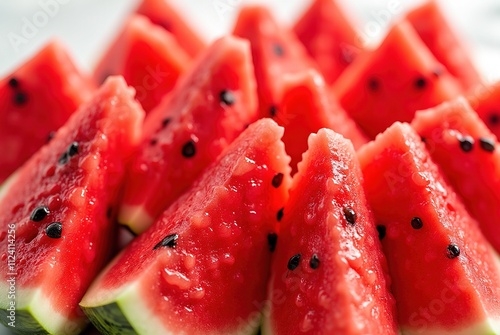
xmin=358 ymin=122 xmax=500 ymax=334
xmin=0 ymin=40 xmax=93 ymax=184
xmin=81 ymin=118 xmax=291 ymax=335
xmin=333 ymin=20 xmax=462 ymax=138
xmin=406 ymin=0 xmax=482 ymax=91
xmin=293 ymin=0 xmax=363 ymax=84
xmin=136 ymin=0 xmax=206 ymax=57
xmin=93 ymin=14 xmax=190 ymax=113
xmin=119 ymin=36 xmax=258 ymax=234
xmin=412 ymin=98 xmax=500 ymax=254
xmin=0 ymin=76 xmax=144 ymax=334
xmin=233 ymin=5 xmax=318 ymax=119
xmin=468 ymin=81 xmax=500 ymax=140
xmin=276 ymin=70 xmax=368 ymax=173
xmin=263 ymin=128 xmax=397 ymax=334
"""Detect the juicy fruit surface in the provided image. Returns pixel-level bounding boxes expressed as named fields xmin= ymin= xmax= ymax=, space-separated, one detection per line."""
xmin=136 ymin=0 xmax=206 ymax=57
xmin=233 ymin=5 xmax=317 ymax=119
xmin=81 ymin=119 xmax=291 ymax=335
xmin=358 ymin=122 xmax=500 ymax=333
xmin=119 ymin=36 xmax=258 ymax=233
xmin=333 ymin=20 xmax=461 ymax=138
xmin=412 ymin=98 xmax=500 ymax=254
xmin=0 ymin=40 xmax=93 ymax=184
xmin=0 ymin=77 xmax=144 ymax=333
xmin=468 ymin=81 xmax=500 ymax=140
xmin=275 ymin=70 xmax=367 ymax=173
xmin=93 ymin=14 xmax=190 ymax=113
xmin=264 ymin=129 xmax=397 ymax=335
xmin=406 ymin=0 xmax=482 ymax=91
xmin=293 ymin=0 xmax=363 ymax=84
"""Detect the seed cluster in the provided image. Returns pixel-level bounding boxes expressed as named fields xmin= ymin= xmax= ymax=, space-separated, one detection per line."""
xmin=457 ymin=135 xmax=496 ymax=153
xmin=8 ymin=77 xmax=28 ymax=106
xmin=29 ymin=205 xmax=63 ymax=239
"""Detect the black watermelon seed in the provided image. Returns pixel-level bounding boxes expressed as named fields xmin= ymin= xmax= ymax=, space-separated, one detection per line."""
xmin=8 ymin=77 xmax=19 ymax=88
xmin=309 ymin=254 xmax=320 ymax=269
xmin=287 ymin=254 xmax=301 ymax=271
xmin=368 ymin=77 xmax=380 ymax=91
xmin=45 ymin=222 xmax=62 ymax=239
xmin=182 ymin=140 xmax=196 ymax=158
xmin=269 ymin=105 xmax=278 ymax=117
xmin=489 ymin=113 xmax=500 ymax=126
xmin=376 ymin=225 xmax=386 ymax=240
xmin=411 ymin=217 xmax=423 ymax=230
xmin=446 ymin=243 xmax=460 ymax=259
xmin=414 ymin=77 xmax=427 ymax=89
xmin=68 ymin=142 xmax=79 ymax=157
xmin=272 ymin=173 xmax=284 ymax=188
xmin=277 ymin=207 xmax=284 ymax=221
xmin=458 ymin=136 xmax=474 ymax=152
xmin=273 ymin=43 xmax=285 ymax=56
xmin=420 ymin=136 xmax=426 ymax=143
xmin=343 ymin=207 xmax=356 ymax=225
xmin=161 ymin=117 xmax=172 ymax=128
xmin=153 ymin=233 xmax=178 ymax=250
xmin=13 ymin=91 xmax=28 ymax=105
xmin=58 ymin=152 xmax=69 ymax=165
xmin=30 ymin=206 xmax=50 ymax=222
xmin=479 ymin=137 xmax=495 ymax=152
xmin=46 ymin=131 xmax=55 ymax=143
xmin=267 ymin=232 xmax=278 ymax=252
xmin=219 ymin=90 xmax=236 ymax=106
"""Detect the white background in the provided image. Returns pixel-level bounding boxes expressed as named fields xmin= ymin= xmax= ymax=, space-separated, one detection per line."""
xmin=0 ymin=0 xmax=499 ymax=334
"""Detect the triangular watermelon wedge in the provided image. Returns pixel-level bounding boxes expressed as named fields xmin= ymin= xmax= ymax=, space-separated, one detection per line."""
xmin=119 ymin=36 xmax=258 ymax=234
xmin=0 ymin=77 xmax=144 ymax=334
xmin=263 ymin=128 xmax=397 ymax=334
xmin=0 ymin=40 xmax=93 ymax=184
xmin=358 ymin=122 xmax=500 ymax=334
xmin=93 ymin=14 xmax=190 ymax=113
xmin=468 ymin=81 xmax=500 ymax=140
xmin=333 ymin=20 xmax=462 ymax=138
xmin=412 ymin=98 xmax=500 ymax=254
xmin=275 ymin=70 xmax=368 ymax=173
xmin=81 ymin=119 xmax=291 ymax=335
xmin=233 ymin=5 xmax=318 ymax=119
xmin=406 ymin=0 xmax=482 ymax=91
xmin=293 ymin=0 xmax=363 ymax=84
xmin=136 ymin=0 xmax=206 ymax=57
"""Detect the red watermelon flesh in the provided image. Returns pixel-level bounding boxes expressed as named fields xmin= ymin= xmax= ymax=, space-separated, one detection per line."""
xmin=358 ymin=122 xmax=500 ymax=334
xmin=468 ymin=81 xmax=500 ymax=140
xmin=412 ymin=98 xmax=500 ymax=254
xmin=0 ymin=76 xmax=144 ymax=334
xmin=276 ymin=70 xmax=368 ymax=173
xmin=119 ymin=36 xmax=258 ymax=234
xmin=333 ymin=20 xmax=462 ymax=138
xmin=406 ymin=0 xmax=482 ymax=91
xmin=263 ymin=128 xmax=397 ymax=335
xmin=93 ymin=14 xmax=190 ymax=113
xmin=233 ymin=5 xmax=318 ymax=119
xmin=81 ymin=119 xmax=292 ymax=335
xmin=136 ymin=0 xmax=206 ymax=57
xmin=0 ymin=40 xmax=93 ymax=184
xmin=293 ymin=0 xmax=363 ymax=84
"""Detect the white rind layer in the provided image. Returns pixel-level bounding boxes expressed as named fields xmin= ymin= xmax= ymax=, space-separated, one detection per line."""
xmin=401 ymin=318 xmax=500 ymax=335
xmin=118 ymin=204 xmax=154 ymax=235
xmin=0 ymin=281 xmax=86 ymax=335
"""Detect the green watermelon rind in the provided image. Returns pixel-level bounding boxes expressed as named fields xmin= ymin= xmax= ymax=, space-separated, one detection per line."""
xmin=82 ymin=277 xmax=263 ymax=335
xmin=0 ymin=285 xmax=87 ymax=335
xmin=400 ymin=319 xmax=500 ymax=335
xmin=117 ymin=204 xmax=153 ymax=235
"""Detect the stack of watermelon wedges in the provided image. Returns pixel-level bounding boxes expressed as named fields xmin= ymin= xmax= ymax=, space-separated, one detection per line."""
xmin=2 ymin=0 xmax=500 ymax=334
